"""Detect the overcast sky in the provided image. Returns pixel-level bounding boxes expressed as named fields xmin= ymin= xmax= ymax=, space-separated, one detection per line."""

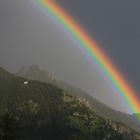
xmin=1 ymin=0 xmax=140 ymax=113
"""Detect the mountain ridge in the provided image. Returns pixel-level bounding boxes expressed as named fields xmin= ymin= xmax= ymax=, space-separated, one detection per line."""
xmin=0 ymin=66 xmax=140 ymax=139
xmin=17 ymin=64 xmax=140 ymax=132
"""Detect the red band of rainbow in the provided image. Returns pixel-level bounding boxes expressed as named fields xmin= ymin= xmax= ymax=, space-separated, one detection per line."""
xmin=36 ymin=0 xmax=140 ymax=117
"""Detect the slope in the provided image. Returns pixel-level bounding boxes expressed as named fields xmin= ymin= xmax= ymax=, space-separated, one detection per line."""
xmin=17 ymin=64 xmax=140 ymax=132
xmin=0 ymin=66 xmax=139 ymax=140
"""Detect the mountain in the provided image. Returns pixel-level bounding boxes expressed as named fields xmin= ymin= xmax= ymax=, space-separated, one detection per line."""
xmin=17 ymin=64 xmax=140 ymax=132
xmin=17 ymin=64 xmax=56 ymax=83
xmin=0 ymin=66 xmax=139 ymax=140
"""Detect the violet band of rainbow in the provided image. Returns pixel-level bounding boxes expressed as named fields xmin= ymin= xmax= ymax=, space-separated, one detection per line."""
xmin=36 ymin=0 xmax=140 ymax=117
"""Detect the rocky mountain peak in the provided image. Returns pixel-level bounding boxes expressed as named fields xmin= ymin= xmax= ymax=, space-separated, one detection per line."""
xmin=17 ymin=64 xmax=56 ymax=82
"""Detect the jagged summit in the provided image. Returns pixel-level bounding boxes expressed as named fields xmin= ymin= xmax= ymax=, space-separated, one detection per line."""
xmin=17 ymin=64 xmax=47 ymax=74
xmin=17 ymin=64 xmax=56 ymax=82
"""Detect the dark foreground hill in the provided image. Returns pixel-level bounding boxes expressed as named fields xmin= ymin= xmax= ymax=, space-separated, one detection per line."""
xmin=17 ymin=65 xmax=140 ymax=132
xmin=0 ymin=67 xmax=139 ymax=140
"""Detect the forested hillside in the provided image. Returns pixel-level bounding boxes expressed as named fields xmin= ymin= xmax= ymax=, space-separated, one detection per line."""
xmin=17 ymin=65 xmax=140 ymax=132
xmin=0 ymin=67 xmax=140 ymax=140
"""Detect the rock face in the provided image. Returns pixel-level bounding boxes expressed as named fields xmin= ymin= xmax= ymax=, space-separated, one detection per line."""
xmin=17 ymin=65 xmax=140 ymax=133
xmin=0 ymin=67 xmax=140 ymax=140
xmin=17 ymin=64 xmax=56 ymax=83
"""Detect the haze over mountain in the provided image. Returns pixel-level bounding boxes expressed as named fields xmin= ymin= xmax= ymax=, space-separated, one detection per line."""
xmin=17 ymin=64 xmax=140 ymax=132
xmin=0 ymin=0 xmax=137 ymax=113
xmin=0 ymin=66 xmax=140 ymax=140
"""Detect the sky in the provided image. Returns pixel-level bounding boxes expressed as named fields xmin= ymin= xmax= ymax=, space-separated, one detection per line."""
xmin=1 ymin=0 xmax=140 ymax=113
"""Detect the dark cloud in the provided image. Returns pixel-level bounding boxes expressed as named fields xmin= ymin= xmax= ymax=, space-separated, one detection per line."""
xmin=59 ymin=0 xmax=140 ymax=96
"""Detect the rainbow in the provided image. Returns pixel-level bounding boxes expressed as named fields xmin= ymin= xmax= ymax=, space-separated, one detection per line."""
xmin=36 ymin=1 xmax=140 ymax=115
